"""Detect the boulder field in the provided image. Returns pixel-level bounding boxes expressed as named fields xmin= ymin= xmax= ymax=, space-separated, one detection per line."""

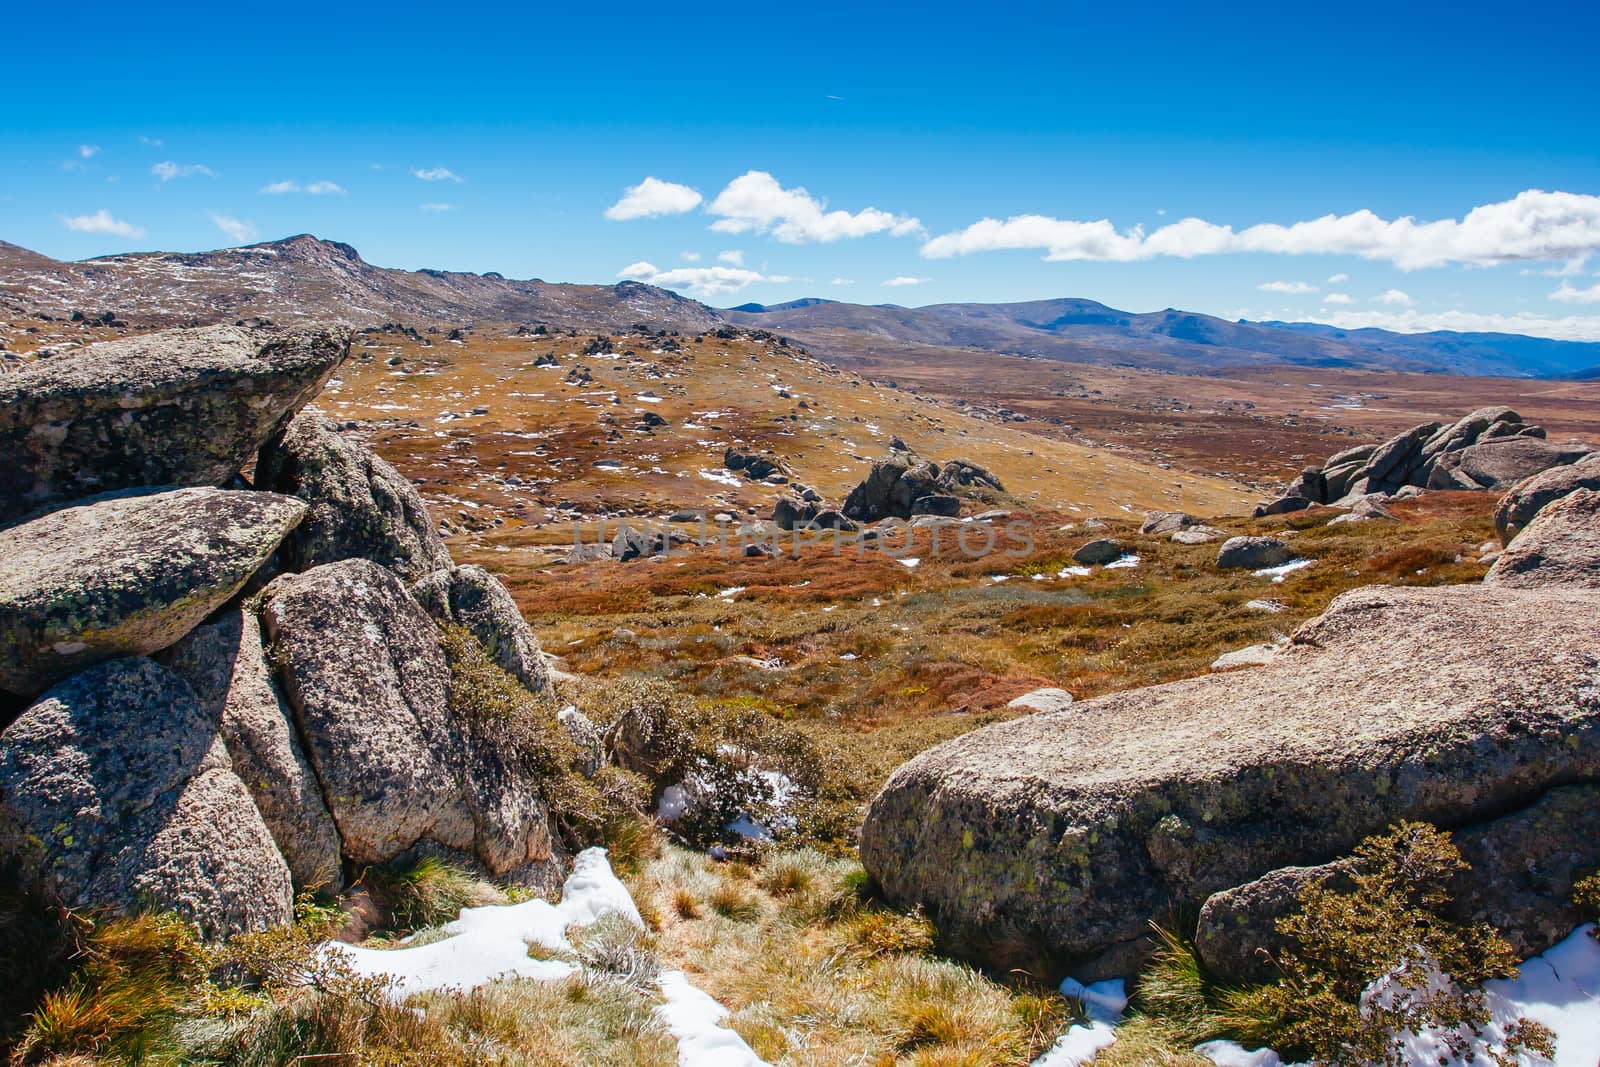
xmin=861 ymin=463 xmax=1600 ymax=979
xmin=0 ymin=326 xmax=572 ymax=934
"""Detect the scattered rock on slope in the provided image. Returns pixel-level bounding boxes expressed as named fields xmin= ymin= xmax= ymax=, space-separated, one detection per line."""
xmin=859 ymin=583 xmax=1600 ymax=977
xmin=256 ymin=411 xmax=452 ymax=581
xmin=0 ymin=487 xmax=307 ymax=697
xmin=0 ymin=326 xmax=346 ymax=526
xmin=843 ymin=453 xmax=1003 ymax=522
xmin=1216 ymin=536 xmax=1294 ymax=570
xmin=159 ymin=608 xmax=343 ymax=891
xmin=0 ymin=657 xmax=293 ymax=937
xmin=1485 ymin=487 xmax=1600 ymax=589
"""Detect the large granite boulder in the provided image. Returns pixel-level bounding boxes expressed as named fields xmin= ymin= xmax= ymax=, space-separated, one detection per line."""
xmin=263 ymin=559 xmax=466 ymax=865
xmin=1195 ymin=784 xmax=1600 ymax=984
xmin=859 ymin=584 xmax=1600 ymax=976
xmin=0 ymin=487 xmax=307 ymax=697
xmin=0 ymin=658 xmax=292 ymax=938
xmin=1485 ymin=488 xmax=1600 ymax=589
xmin=411 ymin=565 xmax=550 ymax=693
xmin=0 ymin=326 xmax=345 ymax=526
xmin=844 ymin=454 xmax=1004 ymax=523
xmin=1216 ymin=536 xmax=1294 ymax=570
xmin=255 ymin=411 xmax=451 ymax=581
xmin=1360 ymin=421 xmax=1441 ymax=493
xmin=1494 ymin=454 xmax=1600 ymax=544
xmin=264 ymin=559 xmax=557 ymax=879
xmin=1433 ymin=436 xmax=1592 ymax=492
xmin=159 ymin=609 xmax=342 ymax=891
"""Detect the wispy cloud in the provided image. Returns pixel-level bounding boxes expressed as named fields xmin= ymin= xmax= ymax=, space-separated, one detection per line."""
xmin=717 ymin=249 xmax=744 ymax=265
xmin=138 ymin=135 xmax=163 ymax=147
xmin=210 ymin=212 xmax=257 ymax=243
xmin=412 ymin=166 xmax=463 ymax=183
xmin=618 ymin=260 xmax=791 ymax=298
xmin=922 ymin=190 xmax=1600 ymax=271
xmin=605 ymin=177 xmax=703 ymax=220
xmin=707 ymin=171 xmax=922 ymax=243
xmin=882 ymin=276 xmax=930 ymax=287
xmin=1550 ymin=280 xmax=1600 ymax=304
xmin=1323 ymin=292 xmax=1354 ymax=305
xmin=261 ymin=179 xmax=346 ymax=195
xmin=831 ymin=277 xmax=855 ymax=286
xmin=1259 ymin=280 xmax=1317 ymax=294
xmin=61 ymin=209 xmax=145 ymax=238
xmin=680 ymin=251 xmax=702 ymax=262
xmin=419 ymin=202 xmax=457 ymax=212
xmin=78 ymin=144 xmax=101 ymax=159
xmin=1378 ymin=288 xmax=1413 ymax=306
xmin=1319 ymin=307 xmax=1600 ymax=342
xmin=151 ymin=161 xmax=217 ymax=181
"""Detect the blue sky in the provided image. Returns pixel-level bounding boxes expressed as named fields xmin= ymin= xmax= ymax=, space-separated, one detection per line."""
xmin=6 ymin=1 xmax=1600 ymax=338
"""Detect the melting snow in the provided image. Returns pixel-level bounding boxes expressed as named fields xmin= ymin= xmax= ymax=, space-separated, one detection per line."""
xmin=656 ymin=971 xmax=772 ymax=1066
xmin=1105 ymin=554 xmax=1141 ymax=570
xmin=1253 ymin=559 xmax=1314 ymax=582
xmin=1033 ymin=978 xmax=1126 ymax=1065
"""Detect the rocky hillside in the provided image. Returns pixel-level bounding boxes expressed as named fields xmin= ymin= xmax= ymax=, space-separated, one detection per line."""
xmin=0 ymin=235 xmax=720 ymax=332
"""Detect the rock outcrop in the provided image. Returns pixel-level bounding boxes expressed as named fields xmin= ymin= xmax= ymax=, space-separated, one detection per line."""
xmin=859 ymin=583 xmax=1600 ymax=976
xmin=1494 ymin=453 xmax=1600 ymax=543
xmin=0 ymin=326 xmax=346 ymax=526
xmin=159 ymin=609 xmax=342 ymax=891
xmin=1256 ymin=407 xmax=1590 ymax=515
xmin=0 ymin=658 xmax=293 ymax=937
xmin=0 ymin=487 xmax=307 ymax=696
xmin=843 ymin=453 xmax=1003 ymax=523
xmin=1485 ymin=488 xmax=1600 ymax=589
xmin=412 ymin=565 xmax=551 ymax=693
xmin=256 ymin=411 xmax=451 ymax=581
xmin=1195 ymin=784 xmax=1600 ymax=983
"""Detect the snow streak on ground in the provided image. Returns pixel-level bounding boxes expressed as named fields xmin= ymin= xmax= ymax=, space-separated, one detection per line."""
xmin=324 ymin=848 xmax=771 ymax=1065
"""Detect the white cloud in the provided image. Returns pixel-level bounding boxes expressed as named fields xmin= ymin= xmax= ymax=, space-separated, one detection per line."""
xmin=1323 ymin=292 xmax=1354 ymax=305
xmin=307 ymin=180 xmax=346 ymax=195
xmin=138 ymin=135 xmax=163 ymax=147
xmin=151 ymin=161 xmax=217 ymax=181
xmin=78 ymin=144 xmax=100 ymax=159
xmin=831 ymin=277 xmax=855 ymax=286
xmin=412 ymin=166 xmax=463 ymax=183
xmin=922 ymin=190 xmax=1600 ymax=271
xmin=707 ymin=171 xmax=921 ymax=243
xmin=261 ymin=180 xmax=300 ymax=194
xmin=618 ymin=260 xmax=792 ymax=298
xmin=1378 ymin=288 xmax=1413 ymax=305
xmin=1327 ymin=272 xmax=1349 ymax=283
xmin=1259 ymin=280 xmax=1317 ymax=294
xmin=1317 ymin=307 xmax=1600 ymax=342
xmin=717 ymin=249 xmax=745 ymax=265
xmin=60 ymin=209 xmax=144 ymax=238
xmin=882 ymin=276 xmax=931 ymax=287
xmin=681 ymin=251 xmax=702 ymax=262
xmin=1550 ymin=280 xmax=1600 ymax=304
xmin=605 ymin=177 xmax=703 ymax=221
xmin=419 ymin=202 xmax=456 ymax=212
xmin=210 ymin=213 xmax=257 ymax=243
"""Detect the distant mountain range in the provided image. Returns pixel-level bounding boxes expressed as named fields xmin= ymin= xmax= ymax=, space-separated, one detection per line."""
xmin=0 ymin=235 xmax=720 ymax=334
xmin=725 ymin=298 xmax=1600 ymax=379
xmin=3 ymin=235 xmax=1596 ymax=378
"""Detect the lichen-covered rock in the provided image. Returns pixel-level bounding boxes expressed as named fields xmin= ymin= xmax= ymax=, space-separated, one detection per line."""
xmin=1494 ymin=453 xmax=1600 ymax=544
xmin=1216 ymin=536 xmax=1294 ymax=570
xmin=1006 ymin=688 xmax=1075 ymax=714
xmin=158 ymin=608 xmax=342 ymax=890
xmin=1434 ymin=436 xmax=1592 ymax=492
xmin=1195 ymin=784 xmax=1600 ymax=983
xmin=0 ymin=658 xmax=292 ymax=937
xmin=411 ymin=565 xmax=550 ymax=693
xmin=0 ymin=326 xmax=345 ymax=525
xmin=256 ymin=411 xmax=451 ymax=581
xmin=859 ymin=584 xmax=1600 ymax=976
xmin=1486 ymin=488 xmax=1600 ymax=589
xmin=262 ymin=559 xmax=466 ymax=865
xmin=1141 ymin=512 xmax=1198 ymax=536
xmin=0 ymin=487 xmax=307 ymax=696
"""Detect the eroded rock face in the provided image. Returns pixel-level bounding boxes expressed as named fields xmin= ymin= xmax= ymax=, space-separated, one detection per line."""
xmin=1495 ymin=454 xmax=1600 ymax=544
xmin=859 ymin=584 xmax=1600 ymax=975
xmin=0 ymin=488 xmax=307 ymax=697
xmin=256 ymin=411 xmax=451 ymax=581
xmin=411 ymin=565 xmax=550 ymax=693
xmin=0 ymin=326 xmax=344 ymax=524
xmin=0 ymin=658 xmax=292 ymax=938
xmin=263 ymin=559 xmax=465 ymax=864
xmin=1438 ymin=436 xmax=1593 ymax=491
xmin=159 ymin=608 xmax=342 ymax=891
xmin=1194 ymin=784 xmax=1600 ymax=983
xmin=1486 ymin=488 xmax=1600 ymax=589
xmin=843 ymin=454 xmax=1003 ymax=522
